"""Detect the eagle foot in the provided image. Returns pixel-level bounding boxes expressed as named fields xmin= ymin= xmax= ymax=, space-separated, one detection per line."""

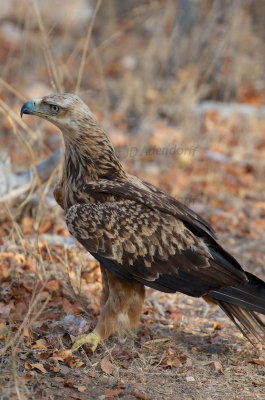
xmin=71 ymin=332 xmax=101 ymax=352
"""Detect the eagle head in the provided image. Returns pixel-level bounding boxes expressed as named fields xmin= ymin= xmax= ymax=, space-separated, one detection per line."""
xmin=20 ymin=93 xmax=97 ymax=139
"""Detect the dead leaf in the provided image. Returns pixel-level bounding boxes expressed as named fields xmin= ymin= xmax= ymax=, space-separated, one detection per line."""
xmin=38 ymin=217 xmax=53 ymax=233
xmin=21 ymin=216 xmax=34 ymax=235
xmin=0 ymin=263 xmax=10 ymax=280
xmin=115 ymin=360 xmax=128 ymax=369
xmin=246 ymin=359 xmax=265 ymax=367
xmin=64 ymin=379 xmax=75 ymax=388
xmin=101 ymin=357 xmax=113 ymax=375
xmin=74 ymin=385 xmax=86 ymax=393
xmin=51 ymin=349 xmax=73 ymax=363
xmin=32 ymin=339 xmax=47 ymax=349
xmin=55 ymin=377 xmax=64 ymax=382
xmin=24 ymin=256 xmax=37 ymax=272
xmin=212 ymin=321 xmax=223 ymax=330
xmin=30 ymin=363 xmax=47 ymax=374
xmin=134 ymin=393 xmax=151 ymax=400
xmin=11 ymin=302 xmax=28 ymax=321
xmin=70 ymin=394 xmax=82 ymax=400
xmin=165 ymin=355 xmax=182 ymax=368
xmin=104 ymin=388 xmax=122 ymax=399
xmin=0 ymin=252 xmax=14 ymax=260
xmin=237 ymin=84 xmax=263 ymax=106
xmin=169 ymin=311 xmax=183 ymax=321
xmin=163 ymin=350 xmax=185 ymax=368
xmin=76 ymin=360 xmax=85 ymax=367
xmin=50 ymin=365 xmax=61 ymax=373
xmin=51 ymin=349 xmax=84 ymax=368
xmin=213 ymin=361 xmax=224 ymax=373
xmin=24 ymin=362 xmax=31 ymax=370
xmin=45 ymin=279 xmax=60 ymax=292
xmin=61 ymin=298 xmax=83 ymax=314
xmin=14 ymin=254 xmax=26 ymax=265
xmin=252 ymin=380 xmax=263 ymax=386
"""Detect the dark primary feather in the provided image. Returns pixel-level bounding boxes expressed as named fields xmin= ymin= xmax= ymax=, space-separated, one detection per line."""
xmin=211 ymin=272 xmax=265 ymax=314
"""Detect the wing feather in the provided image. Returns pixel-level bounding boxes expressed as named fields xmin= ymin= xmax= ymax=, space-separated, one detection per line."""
xmin=80 ymin=180 xmax=212 ymax=234
xmin=66 ymin=199 xmax=247 ymax=297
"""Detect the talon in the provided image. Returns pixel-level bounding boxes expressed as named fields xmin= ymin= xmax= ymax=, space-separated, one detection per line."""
xmin=71 ymin=332 xmax=101 ymax=352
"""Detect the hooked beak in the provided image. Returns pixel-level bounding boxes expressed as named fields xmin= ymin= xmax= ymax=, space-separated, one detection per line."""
xmin=20 ymin=99 xmax=42 ymax=118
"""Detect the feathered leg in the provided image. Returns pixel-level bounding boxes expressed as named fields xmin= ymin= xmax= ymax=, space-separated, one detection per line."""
xmin=72 ymin=270 xmax=145 ymax=352
xmin=99 ymin=264 xmax=110 ymax=310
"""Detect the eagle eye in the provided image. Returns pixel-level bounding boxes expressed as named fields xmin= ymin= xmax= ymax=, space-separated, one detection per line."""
xmin=51 ymin=104 xmax=59 ymax=113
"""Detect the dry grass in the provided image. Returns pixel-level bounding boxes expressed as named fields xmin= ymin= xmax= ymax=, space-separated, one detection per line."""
xmin=0 ymin=1 xmax=265 ymax=399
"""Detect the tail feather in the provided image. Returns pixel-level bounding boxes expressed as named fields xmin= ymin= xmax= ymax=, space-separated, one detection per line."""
xmin=215 ymin=300 xmax=265 ymax=345
xmin=208 ymin=272 xmax=265 ymax=345
xmin=210 ymin=273 xmax=265 ymax=315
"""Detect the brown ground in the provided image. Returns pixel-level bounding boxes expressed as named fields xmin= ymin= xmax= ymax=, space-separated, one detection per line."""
xmin=1 ymin=1 xmax=265 ymax=399
xmin=0 ymin=233 xmax=265 ymax=400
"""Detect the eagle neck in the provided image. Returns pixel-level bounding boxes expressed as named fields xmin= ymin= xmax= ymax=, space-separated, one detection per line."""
xmin=62 ymin=126 xmax=127 ymax=183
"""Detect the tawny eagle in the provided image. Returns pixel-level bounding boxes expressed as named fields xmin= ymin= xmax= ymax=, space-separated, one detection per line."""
xmin=21 ymin=94 xmax=265 ymax=351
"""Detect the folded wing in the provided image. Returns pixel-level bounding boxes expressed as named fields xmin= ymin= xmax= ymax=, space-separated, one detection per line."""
xmin=66 ymin=199 xmax=246 ymax=296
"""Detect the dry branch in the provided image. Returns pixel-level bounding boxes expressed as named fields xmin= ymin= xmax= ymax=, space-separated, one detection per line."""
xmin=0 ymin=148 xmax=62 ymax=204
xmin=194 ymin=101 xmax=265 ymax=118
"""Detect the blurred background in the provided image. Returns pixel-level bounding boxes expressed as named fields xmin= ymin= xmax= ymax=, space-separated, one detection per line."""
xmin=1 ymin=1 xmax=265 ymax=398
xmin=1 ymin=0 xmax=265 ymax=206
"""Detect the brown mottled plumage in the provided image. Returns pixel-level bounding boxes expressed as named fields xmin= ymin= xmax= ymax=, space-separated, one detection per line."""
xmin=21 ymin=94 xmax=265 ymax=350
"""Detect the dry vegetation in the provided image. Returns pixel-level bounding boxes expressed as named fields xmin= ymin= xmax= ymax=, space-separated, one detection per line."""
xmin=0 ymin=1 xmax=265 ymax=399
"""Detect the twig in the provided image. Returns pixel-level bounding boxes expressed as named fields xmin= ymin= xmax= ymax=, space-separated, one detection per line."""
xmin=0 ymin=149 xmax=61 ymax=203
xmin=32 ymin=0 xmax=63 ymax=92
xmin=75 ymin=0 xmax=102 ymax=95
xmin=0 ymin=77 xmax=27 ymax=102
